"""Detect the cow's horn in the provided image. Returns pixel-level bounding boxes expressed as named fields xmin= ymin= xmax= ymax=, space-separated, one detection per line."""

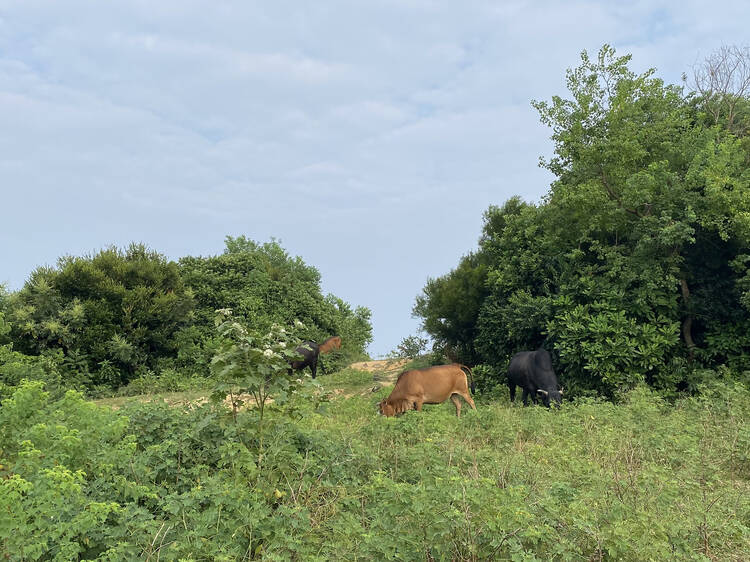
xmin=559 ymin=387 xmax=564 ymax=395
xmin=536 ymin=389 xmax=549 ymax=397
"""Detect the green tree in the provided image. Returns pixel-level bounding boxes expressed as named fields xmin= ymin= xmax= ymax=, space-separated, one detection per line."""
xmin=180 ymin=236 xmax=372 ymax=370
xmin=413 ymin=252 xmax=489 ymax=364
xmin=474 ymin=198 xmax=558 ymax=366
xmin=6 ymin=244 xmax=194 ymax=388
xmin=417 ymin=45 xmax=750 ymax=396
xmin=534 ymin=45 xmax=750 ymax=392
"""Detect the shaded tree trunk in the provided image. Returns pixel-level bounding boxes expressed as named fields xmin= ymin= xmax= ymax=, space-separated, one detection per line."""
xmin=681 ymin=278 xmax=696 ymax=360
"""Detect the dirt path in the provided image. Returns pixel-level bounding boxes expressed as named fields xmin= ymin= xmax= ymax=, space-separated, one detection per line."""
xmin=95 ymin=358 xmax=411 ymax=409
xmin=350 ymin=358 xmax=407 ymax=383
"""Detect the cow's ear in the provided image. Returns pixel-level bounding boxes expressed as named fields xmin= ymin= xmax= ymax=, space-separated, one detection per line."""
xmin=536 ymin=389 xmax=549 ymax=397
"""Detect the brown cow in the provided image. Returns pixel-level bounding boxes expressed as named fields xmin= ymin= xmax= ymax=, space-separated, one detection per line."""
xmin=378 ymin=364 xmax=476 ymax=418
xmin=318 ymin=336 xmax=342 ymax=354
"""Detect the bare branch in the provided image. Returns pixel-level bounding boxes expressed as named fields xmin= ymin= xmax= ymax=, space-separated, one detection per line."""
xmin=691 ymin=45 xmax=750 ymax=132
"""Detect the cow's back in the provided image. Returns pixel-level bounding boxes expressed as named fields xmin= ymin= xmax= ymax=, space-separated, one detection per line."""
xmin=508 ymin=351 xmax=532 ymax=385
xmin=509 ymin=348 xmax=558 ymax=387
xmin=532 ymin=348 xmax=553 ymax=372
xmin=530 ymin=348 xmax=558 ymax=389
xmin=390 ymin=364 xmax=466 ymax=401
xmin=295 ymin=340 xmax=319 ymax=361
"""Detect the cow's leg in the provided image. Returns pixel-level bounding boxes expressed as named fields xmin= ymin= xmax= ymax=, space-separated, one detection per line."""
xmin=309 ymin=357 xmax=318 ymax=379
xmin=451 ymin=385 xmax=477 ymax=410
xmin=522 ymin=388 xmax=530 ymax=406
xmin=450 ymin=394 xmax=462 ymax=417
xmin=457 ymin=389 xmax=476 ymax=411
xmin=509 ymin=383 xmax=516 ymax=403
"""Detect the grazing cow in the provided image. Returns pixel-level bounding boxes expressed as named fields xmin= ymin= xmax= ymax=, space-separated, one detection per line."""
xmin=507 ymin=348 xmax=563 ymax=407
xmin=318 ymin=336 xmax=342 ymax=354
xmin=378 ymin=364 xmax=476 ymax=418
xmin=289 ymin=340 xmax=321 ymax=378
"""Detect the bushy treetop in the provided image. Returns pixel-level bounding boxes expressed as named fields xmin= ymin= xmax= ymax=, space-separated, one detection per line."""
xmin=416 ymin=45 xmax=750 ymax=397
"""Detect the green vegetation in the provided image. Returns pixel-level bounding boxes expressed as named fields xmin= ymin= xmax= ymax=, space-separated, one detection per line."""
xmin=415 ymin=45 xmax=750 ymax=397
xmin=179 ymin=236 xmax=372 ymax=374
xmin=316 ymin=367 xmax=377 ymax=396
xmin=5 ymin=244 xmax=194 ymax=390
xmin=1 ymin=372 xmax=747 ymax=560
xmin=0 ymin=237 xmax=372 ymax=397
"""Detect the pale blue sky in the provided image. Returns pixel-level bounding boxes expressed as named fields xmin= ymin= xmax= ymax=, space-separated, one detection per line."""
xmin=1 ymin=1 xmax=748 ymax=355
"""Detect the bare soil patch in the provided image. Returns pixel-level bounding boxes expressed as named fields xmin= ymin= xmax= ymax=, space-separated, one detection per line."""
xmin=94 ymin=359 xmax=411 ymax=410
xmin=350 ymin=358 xmax=408 ymax=387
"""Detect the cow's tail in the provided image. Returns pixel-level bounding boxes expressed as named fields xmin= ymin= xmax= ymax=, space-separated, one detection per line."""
xmin=459 ymin=364 xmax=475 ymax=394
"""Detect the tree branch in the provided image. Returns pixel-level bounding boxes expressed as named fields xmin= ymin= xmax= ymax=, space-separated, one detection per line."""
xmin=681 ymin=278 xmax=696 ymax=360
xmin=600 ymin=172 xmax=642 ymax=217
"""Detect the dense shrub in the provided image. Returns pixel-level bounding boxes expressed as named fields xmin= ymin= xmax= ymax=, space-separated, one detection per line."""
xmin=5 ymin=244 xmax=195 ymax=388
xmin=1 ymin=375 xmax=747 ymax=560
xmin=0 ymin=347 xmax=68 ymax=402
xmin=0 ymin=313 xmax=72 ymax=400
xmin=2 ymin=238 xmax=373 ymax=396
xmin=179 ymin=237 xmax=372 ymax=373
xmin=415 ymin=46 xmax=750 ymax=397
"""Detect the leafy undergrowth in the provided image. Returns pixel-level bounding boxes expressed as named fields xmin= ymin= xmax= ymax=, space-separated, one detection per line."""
xmin=1 ymin=372 xmax=748 ymax=561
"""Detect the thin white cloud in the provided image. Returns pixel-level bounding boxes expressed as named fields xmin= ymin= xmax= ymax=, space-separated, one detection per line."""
xmin=1 ymin=0 xmax=748 ymax=354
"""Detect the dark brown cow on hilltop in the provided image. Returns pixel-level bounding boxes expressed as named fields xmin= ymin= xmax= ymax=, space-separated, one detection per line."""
xmin=318 ymin=336 xmax=342 ymax=354
xmin=378 ymin=364 xmax=476 ymax=418
xmin=289 ymin=336 xmax=342 ymax=378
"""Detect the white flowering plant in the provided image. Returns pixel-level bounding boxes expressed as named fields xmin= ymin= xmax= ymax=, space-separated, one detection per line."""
xmin=210 ymin=310 xmax=316 ymax=434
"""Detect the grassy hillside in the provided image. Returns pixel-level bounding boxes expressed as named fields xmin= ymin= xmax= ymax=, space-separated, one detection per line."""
xmin=1 ymin=365 xmax=748 ymax=560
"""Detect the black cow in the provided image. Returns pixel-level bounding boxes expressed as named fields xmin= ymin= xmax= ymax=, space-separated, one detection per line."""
xmin=289 ymin=340 xmax=321 ymax=378
xmin=507 ymin=348 xmax=563 ymax=407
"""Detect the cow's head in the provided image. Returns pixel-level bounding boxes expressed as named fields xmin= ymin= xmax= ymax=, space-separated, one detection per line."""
xmin=378 ymin=400 xmax=396 ymax=417
xmin=536 ymin=387 xmax=563 ymax=408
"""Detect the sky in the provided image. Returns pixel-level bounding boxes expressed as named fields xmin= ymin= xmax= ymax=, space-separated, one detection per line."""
xmin=1 ymin=1 xmax=748 ymax=356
